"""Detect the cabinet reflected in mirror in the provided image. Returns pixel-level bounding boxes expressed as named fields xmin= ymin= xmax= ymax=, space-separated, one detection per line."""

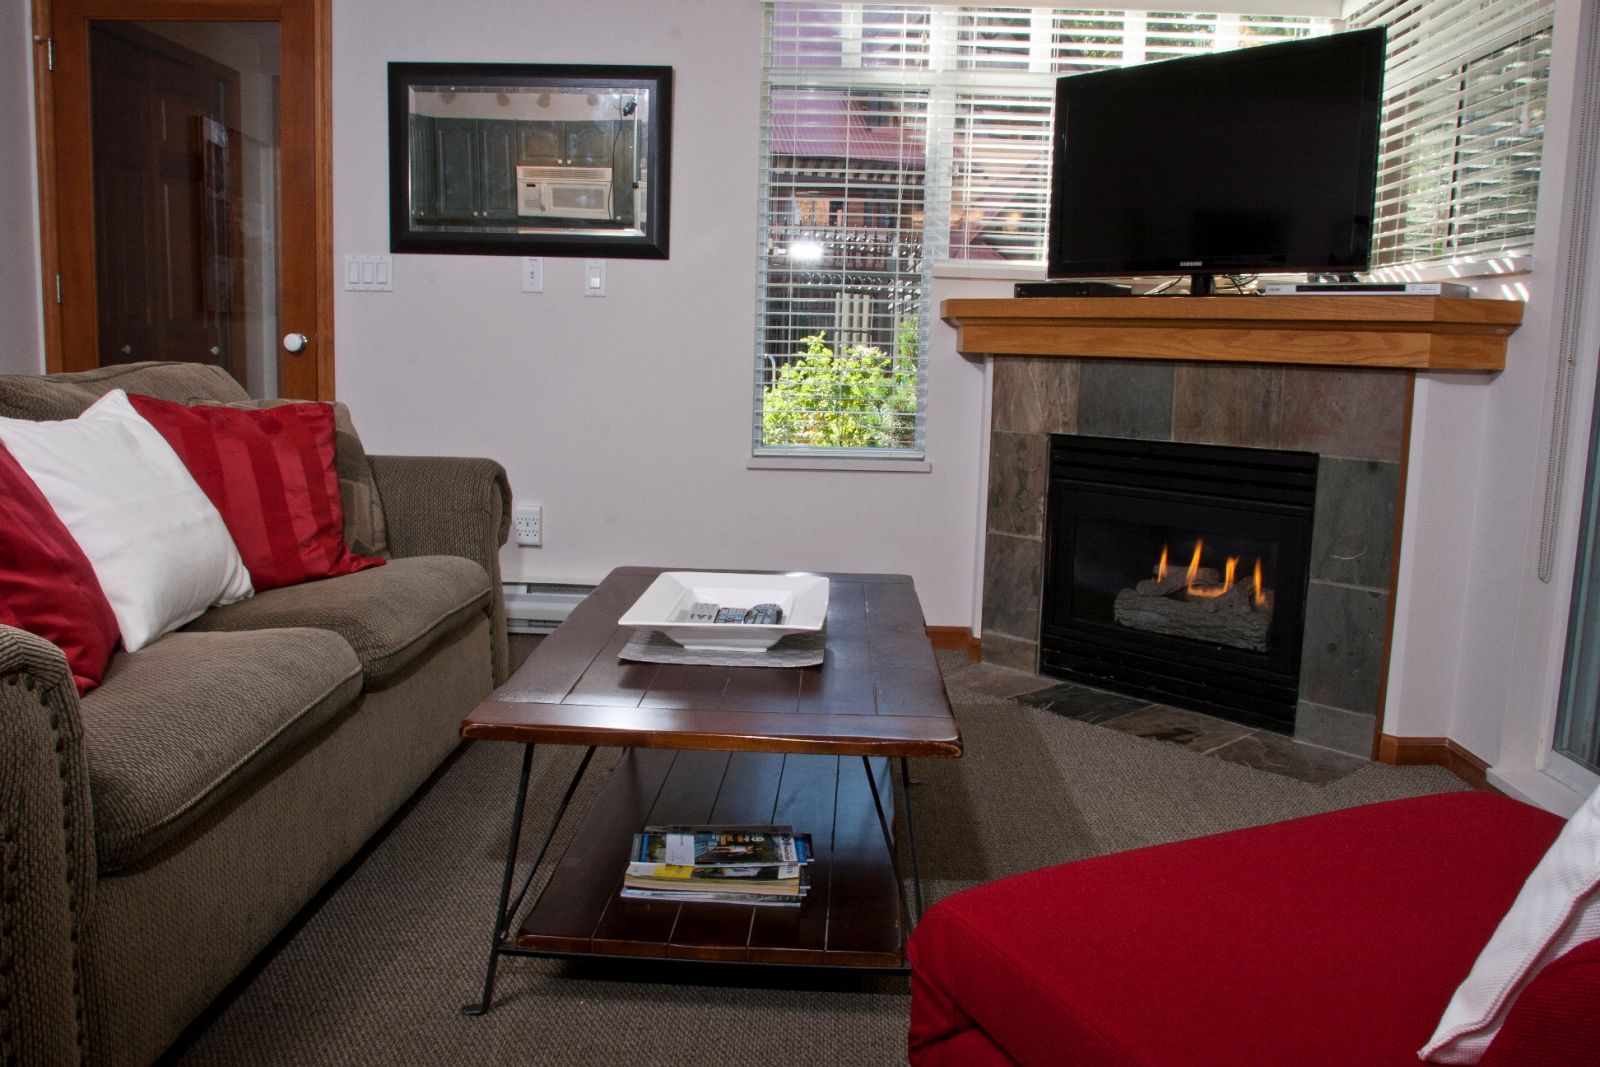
xmin=388 ymin=64 xmax=671 ymax=257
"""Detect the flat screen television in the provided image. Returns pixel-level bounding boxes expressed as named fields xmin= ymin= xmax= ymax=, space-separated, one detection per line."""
xmin=1046 ymin=27 xmax=1387 ymax=294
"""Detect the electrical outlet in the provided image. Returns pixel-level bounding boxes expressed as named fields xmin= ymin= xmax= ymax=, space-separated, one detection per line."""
xmin=513 ymin=504 xmax=542 ymax=547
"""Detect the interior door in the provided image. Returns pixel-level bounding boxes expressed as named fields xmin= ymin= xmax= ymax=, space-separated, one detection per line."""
xmin=36 ymin=0 xmax=332 ymax=400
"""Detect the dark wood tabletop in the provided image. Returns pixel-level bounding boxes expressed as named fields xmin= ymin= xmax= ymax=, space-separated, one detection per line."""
xmin=462 ymin=566 xmax=963 ymax=758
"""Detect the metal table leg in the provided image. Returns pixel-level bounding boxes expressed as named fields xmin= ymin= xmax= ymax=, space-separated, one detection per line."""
xmin=861 ymin=755 xmax=924 ymax=935
xmin=462 ymin=743 xmax=597 ymax=1017
xmin=900 ymin=756 xmax=924 ymax=922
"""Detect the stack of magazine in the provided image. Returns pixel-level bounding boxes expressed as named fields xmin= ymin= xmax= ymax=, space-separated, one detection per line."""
xmin=622 ymin=825 xmax=812 ymax=907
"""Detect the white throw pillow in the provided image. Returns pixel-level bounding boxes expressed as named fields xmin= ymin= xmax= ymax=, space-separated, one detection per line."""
xmin=1420 ymin=781 xmax=1600 ymax=1063
xmin=0 ymin=389 xmax=253 ymax=651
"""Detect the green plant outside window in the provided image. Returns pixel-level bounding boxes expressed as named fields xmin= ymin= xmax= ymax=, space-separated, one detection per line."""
xmin=761 ymin=322 xmax=919 ymax=450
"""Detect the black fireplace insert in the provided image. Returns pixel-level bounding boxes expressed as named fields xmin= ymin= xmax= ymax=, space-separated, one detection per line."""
xmin=1041 ymin=435 xmax=1318 ymax=732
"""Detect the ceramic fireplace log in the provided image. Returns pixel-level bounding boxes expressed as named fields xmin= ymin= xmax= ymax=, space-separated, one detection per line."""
xmin=1112 ymin=586 xmax=1271 ymax=652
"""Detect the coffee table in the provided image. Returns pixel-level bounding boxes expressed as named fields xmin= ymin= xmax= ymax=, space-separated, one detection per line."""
xmin=459 ymin=566 xmax=963 ymax=1015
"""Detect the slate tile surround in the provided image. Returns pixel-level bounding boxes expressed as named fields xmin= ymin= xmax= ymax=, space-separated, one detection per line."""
xmin=983 ymin=356 xmax=1410 ymax=757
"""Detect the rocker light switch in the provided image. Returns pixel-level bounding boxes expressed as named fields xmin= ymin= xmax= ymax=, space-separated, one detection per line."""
xmin=584 ymin=259 xmax=606 ymax=297
xmin=344 ymin=255 xmax=393 ymax=292
xmin=520 ymin=257 xmax=544 ymax=293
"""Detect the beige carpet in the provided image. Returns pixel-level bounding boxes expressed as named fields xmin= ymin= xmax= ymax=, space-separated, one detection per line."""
xmin=164 ymin=652 xmax=1466 ymax=1065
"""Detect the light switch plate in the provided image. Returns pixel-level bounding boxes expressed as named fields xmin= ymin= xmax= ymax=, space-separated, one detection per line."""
xmin=520 ymin=257 xmax=544 ymax=293
xmin=344 ymin=255 xmax=393 ymax=292
xmin=584 ymin=259 xmax=606 ymax=297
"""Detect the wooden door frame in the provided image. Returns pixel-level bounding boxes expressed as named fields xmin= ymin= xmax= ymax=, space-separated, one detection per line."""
xmin=29 ymin=0 xmax=335 ymax=400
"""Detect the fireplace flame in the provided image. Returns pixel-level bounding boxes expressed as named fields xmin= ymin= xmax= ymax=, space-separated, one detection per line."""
xmin=1187 ymin=555 xmax=1238 ymax=599
xmin=1151 ymin=541 xmax=1269 ymax=607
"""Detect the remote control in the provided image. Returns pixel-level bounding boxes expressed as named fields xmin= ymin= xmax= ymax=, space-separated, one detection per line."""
xmin=747 ymin=603 xmax=783 ymax=625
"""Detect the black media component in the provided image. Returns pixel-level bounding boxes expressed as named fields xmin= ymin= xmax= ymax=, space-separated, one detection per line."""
xmin=1040 ymin=435 xmax=1318 ymax=733
xmin=1014 ymin=281 xmax=1134 ymax=298
xmin=1045 ymin=27 xmax=1387 ymax=296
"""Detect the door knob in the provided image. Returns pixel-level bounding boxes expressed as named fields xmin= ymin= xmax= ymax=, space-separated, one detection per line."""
xmin=120 ymin=344 xmax=133 ymax=356
xmin=209 ymin=346 xmax=221 ymax=357
xmin=282 ymin=332 xmax=309 ymax=353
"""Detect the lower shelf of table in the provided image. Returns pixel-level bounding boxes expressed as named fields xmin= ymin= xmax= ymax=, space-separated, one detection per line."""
xmin=514 ymin=747 xmax=905 ymax=968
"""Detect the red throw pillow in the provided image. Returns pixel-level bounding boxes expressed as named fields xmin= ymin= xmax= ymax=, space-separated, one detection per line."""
xmin=127 ymin=394 xmax=385 ymax=592
xmin=0 ymin=442 xmax=120 ymax=693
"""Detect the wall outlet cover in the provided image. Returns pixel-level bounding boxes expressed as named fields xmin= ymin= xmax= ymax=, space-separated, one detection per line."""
xmin=513 ymin=504 xmax=542 ymax=546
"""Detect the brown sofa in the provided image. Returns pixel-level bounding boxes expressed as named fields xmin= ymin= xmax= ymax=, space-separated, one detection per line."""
xmin=0 ymin=362 xmax=512 ymax=1066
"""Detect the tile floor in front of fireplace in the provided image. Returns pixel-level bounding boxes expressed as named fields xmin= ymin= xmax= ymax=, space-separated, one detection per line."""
xmin=510 ymin=633 xmax=1366 ymax=786
xmin=940 ymin=658 xmax=1370 ymax=785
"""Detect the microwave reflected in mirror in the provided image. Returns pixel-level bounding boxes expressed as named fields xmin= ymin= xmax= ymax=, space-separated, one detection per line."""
xmin=389 ymin=63 xmax=672 ymax=257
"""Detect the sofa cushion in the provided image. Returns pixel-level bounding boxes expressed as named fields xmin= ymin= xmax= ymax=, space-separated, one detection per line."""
xmin=127 ymin=394 xmax=385 ymax=591
xmin=181 ymin=555 xmax=492 ymax=685
xmin=0 ymin=390 xmax=255 ymax=651
xmin=0 ymin=360 xmax=249 ymax=420
xmin=907 ymin=791 xmax=1564 ymax=1067
xmin=221 ymin=399 xmax=390 ymax=559
xmin=79 ymin=627 xmax=363 ymax=872
xmin=0 ymin=441 xmax=120 ymax=693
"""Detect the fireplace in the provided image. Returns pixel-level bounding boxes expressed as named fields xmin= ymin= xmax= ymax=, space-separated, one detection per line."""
xmin=979 ymin=356 xmax=1408 ymax=756
xmin=1041 ymin=435 xmax=1317 ymax=733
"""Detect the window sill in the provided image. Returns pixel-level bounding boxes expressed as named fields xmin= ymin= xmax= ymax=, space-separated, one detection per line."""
xmin=748 ymin=456 xmax=932 ymax=473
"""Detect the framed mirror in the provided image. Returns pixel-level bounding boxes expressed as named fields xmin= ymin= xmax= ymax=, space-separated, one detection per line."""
xmin=388 ymin=62 xmax=672 ymax=257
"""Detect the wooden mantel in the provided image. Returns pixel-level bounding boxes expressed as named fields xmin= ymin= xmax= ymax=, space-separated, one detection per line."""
xmin=940 ymin=295 xmax=1524 ymax=371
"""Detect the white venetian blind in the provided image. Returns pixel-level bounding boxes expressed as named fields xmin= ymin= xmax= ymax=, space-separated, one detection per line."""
xmin=945 ymin=10 xmax=1324 ymax=265
xmin=757 ymin=5 xmax=933 ymax=456
xmin=1348 ymin=0 xmax=1554 ymax=267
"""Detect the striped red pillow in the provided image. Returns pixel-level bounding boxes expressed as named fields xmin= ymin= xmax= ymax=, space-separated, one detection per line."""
xmin=128 ymin=394 xmax=384 ymax=592
xmin=0 ymin=441 xmax=120 ymax=692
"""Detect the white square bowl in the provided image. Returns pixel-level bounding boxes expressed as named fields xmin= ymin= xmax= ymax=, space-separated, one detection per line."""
xmin=618 ymin=571 xmax=829 ymax=652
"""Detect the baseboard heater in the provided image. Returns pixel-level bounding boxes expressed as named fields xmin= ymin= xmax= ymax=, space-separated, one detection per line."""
xmin=502 ymin=581 xmax=595 ymax=634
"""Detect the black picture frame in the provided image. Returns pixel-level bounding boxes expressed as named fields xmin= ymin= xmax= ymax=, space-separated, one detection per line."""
xmin=388 ymin=62 xmax=672 ymax=258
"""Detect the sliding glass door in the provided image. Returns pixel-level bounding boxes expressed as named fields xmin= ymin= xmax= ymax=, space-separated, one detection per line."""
xmin=1556 ymin=363 xmax=1600 ymax=775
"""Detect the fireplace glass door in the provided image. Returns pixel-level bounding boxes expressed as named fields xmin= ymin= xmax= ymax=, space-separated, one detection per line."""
xmin=1042 ymin=436 xmax=1317 ymax=732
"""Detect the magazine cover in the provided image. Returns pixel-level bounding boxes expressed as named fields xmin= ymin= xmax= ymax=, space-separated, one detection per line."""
xmin=631 ymin=826 xmax=811 ymax=867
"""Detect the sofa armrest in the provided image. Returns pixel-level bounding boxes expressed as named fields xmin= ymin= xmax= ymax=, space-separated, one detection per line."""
xmin=0 ymin=625 xmax=96 ymax=1065
xmin=366 ymin=455 xmax=512 ymax=685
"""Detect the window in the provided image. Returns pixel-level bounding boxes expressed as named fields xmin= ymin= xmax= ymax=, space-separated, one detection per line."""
xmin=752 ymin=2 xmax=1552 ymax=456
xmin=1556 ymin=378 xmax=1600 ymax=778
xmin=753 ymin=5 xmax=1326 ymax=458
xmin=756 ymin=7 xmax=933 ymax=457
xmin=1347 ymin=0 xmax=1554 ymax=267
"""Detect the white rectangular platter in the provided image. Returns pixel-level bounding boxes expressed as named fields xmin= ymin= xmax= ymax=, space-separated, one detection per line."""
xmin=618 ymin=571 xmax=829 ymax=652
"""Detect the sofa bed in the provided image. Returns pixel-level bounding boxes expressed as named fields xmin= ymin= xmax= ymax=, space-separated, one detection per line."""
xmin=0 ymin=361 xmax=512 ymax=1066
xmin=908 ymin=788 xmax=1600 ymax=1065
